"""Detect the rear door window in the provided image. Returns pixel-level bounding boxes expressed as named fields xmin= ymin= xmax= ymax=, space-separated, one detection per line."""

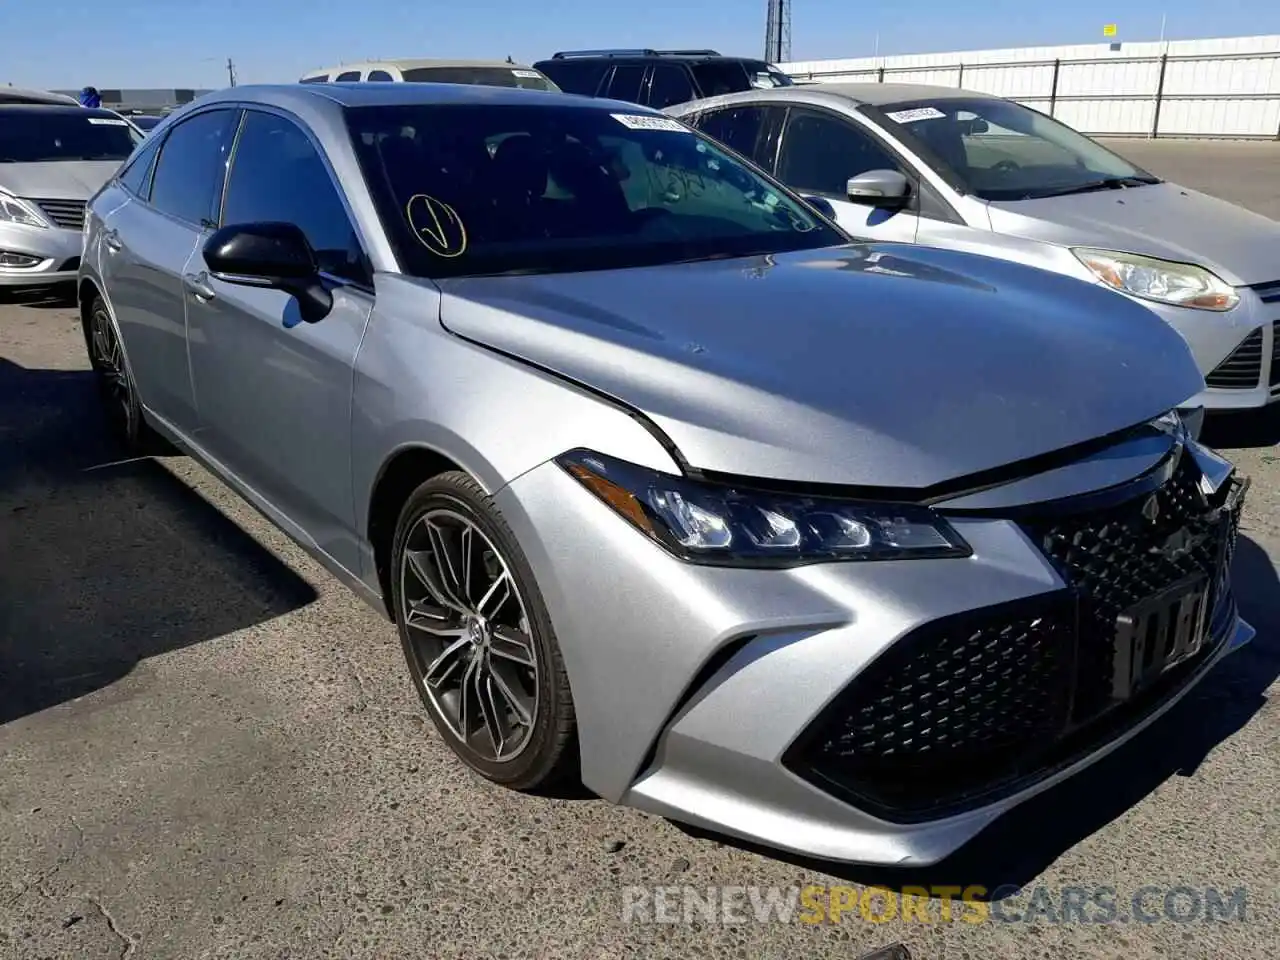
xmin=693 ymin=105 xmax=769 ymax=162
xmin=368 ymin=70 xmax=394 ymax=82
xmin=336 ymin=70 xmax=361 ymax=81
xmin=645 ymin=64 xmax=696 ymax=109
xmin=147 ymin=108 xmax=239 ymax=226
xmin=603 ymin=64 xmax=646 ymax=104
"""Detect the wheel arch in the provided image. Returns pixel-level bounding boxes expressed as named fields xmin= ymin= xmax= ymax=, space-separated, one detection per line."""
xmin=77 ymin=276 xmax=103 ymax=350
xmin=366 ymin=443 xmax=474 ymax=617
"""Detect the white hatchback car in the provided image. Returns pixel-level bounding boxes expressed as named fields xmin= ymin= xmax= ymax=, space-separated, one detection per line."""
xmin=668 ymin=83 xmax=1280 ymax=413
xmin=299 ymin=58 xmax=559 ymax=92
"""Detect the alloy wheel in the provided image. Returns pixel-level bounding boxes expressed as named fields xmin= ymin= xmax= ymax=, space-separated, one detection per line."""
xmin=399 ymin=508 xmax=540 ymax=763
xmin=89 ymin=303 xmax=133 ymax=436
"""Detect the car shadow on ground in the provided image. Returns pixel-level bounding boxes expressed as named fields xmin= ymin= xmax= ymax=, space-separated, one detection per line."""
xmin=674 ymin=536 xmax=1279 ymax=898
xmin=0 ymin=357 xmax=318 ymax=725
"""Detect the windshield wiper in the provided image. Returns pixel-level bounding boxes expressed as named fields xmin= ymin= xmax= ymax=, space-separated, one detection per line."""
xmin=1031 ymin=175 xmax=1161 ymax=198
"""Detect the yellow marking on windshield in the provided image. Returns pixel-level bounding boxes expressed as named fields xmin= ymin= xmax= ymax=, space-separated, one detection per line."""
xmin=406 ymin=194 xmax=468 ymax=258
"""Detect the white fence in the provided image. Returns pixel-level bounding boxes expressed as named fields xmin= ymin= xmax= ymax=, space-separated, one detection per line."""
xmin=779 ymin=34 xmax=1280 ymax=139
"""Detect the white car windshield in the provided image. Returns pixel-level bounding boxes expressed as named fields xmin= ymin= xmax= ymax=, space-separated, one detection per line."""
xmin=873 ymin=96 xmax=1160 ymax=201
xmin=0 ymin=108 xmax=142 ymax=163
xmin=400 ymin=67 xmax=558 ymax=92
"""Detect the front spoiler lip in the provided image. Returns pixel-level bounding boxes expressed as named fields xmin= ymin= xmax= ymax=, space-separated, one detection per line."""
xmin=625 ymin=609 xmax=1254 ymax=868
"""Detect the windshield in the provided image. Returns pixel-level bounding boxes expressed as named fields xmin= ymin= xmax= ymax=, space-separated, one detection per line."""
xmin=400 ymin=67 xmax=559 ymax=92
xmin=0 ymin=110 xmax=142 ymax=162
xmin=871 ymin=97 xmax=1159 ymax=201
xmin=346 ymin=103 xmax=845 ymax=279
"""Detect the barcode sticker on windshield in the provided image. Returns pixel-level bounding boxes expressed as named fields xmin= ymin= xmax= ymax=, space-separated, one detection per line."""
xmin=884 ymin=106 xmax=946 ymax=124
xmin=87 ymin=117 xmax=128 ymax=126
xmin=611 ymin=113 xmax=688 ymax=132
xmin=511 ymin=69 xmax=541 ymax=78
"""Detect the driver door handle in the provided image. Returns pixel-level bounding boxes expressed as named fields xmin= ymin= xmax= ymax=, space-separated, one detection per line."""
xmin=183 ymin=271 xmax=216 ymax=302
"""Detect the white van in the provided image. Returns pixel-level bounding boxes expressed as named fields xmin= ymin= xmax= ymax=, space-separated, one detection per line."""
xmin=299 ymin=58 xmax=560 ymax=92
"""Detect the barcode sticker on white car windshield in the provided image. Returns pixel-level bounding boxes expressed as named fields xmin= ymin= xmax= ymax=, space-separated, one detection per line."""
xmin=884 ymin=106 xmax=946 ymax=124
xmin=611 ymin=113 xmax=688 ymax=132
xmin=87 ymin=117 xmax=128 ymax=125
xmin=511 ymin=69 xmax=541 ymax=78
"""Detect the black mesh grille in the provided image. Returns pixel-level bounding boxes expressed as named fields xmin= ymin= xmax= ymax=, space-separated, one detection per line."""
xmin=1270 ymin=321 xmax=1280 ymax=388
xmin=785 ymin=453 xmax=1243 ymax=822
xmin=1034 ymin=455 xmax=1236 ymax=723
xmin=1205 ymin=328 xmax=1263 ymax=389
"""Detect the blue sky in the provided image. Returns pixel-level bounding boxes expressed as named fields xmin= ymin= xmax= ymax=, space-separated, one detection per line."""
xmin=6 ymin=0 xmax=1278 ymax=89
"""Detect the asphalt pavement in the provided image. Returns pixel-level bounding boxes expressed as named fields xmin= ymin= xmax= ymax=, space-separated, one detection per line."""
xmin=2 ymin=139 xmax=1279 ymax=960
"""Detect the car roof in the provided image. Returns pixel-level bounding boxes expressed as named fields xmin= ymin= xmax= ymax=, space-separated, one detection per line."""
xmin=538 ymin=49 xmax=766 ymax=63
xmin=666 ymin=82 xmax=1001 ymax=118
xmin=0 ymin=86 xmax=80 ymax=105
xmin=303 ymin=58 xmax=544 ymax=77
xmin=0 ymin=103 xmax=125 ymax=118
xmin=195 ymin=82 xmax=632 ymax=112
xmin=779 ymin=82 xmax=998 ymax=106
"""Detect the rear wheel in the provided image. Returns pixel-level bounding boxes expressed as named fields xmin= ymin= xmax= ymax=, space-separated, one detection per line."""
xmin=390 ymin=471 xmax=577 ymax=789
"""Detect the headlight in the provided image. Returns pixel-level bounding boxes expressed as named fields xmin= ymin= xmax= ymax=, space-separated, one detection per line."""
xmin=557 ymin=450 xmax=971 ymax=567
xmin=0 ymin=191 xmax=51 ymax=229
xmin=1072 ymin=247 xmax=1238 ymax=311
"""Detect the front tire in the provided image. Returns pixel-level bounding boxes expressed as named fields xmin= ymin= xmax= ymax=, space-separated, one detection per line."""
xmin=390 ymin=471 xmax=578 ymax=790
xmin=84 ymin=294 xmax=165 ymax=454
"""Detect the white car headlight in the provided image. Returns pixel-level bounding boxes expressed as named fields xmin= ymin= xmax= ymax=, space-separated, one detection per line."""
xmin=0 ymin=190 xmax=52 ymax=228
xmin=1072 ymin=247 xmax=1239 ymax=312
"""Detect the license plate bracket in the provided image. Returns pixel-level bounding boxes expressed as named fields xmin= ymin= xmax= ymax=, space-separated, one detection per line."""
xmin=1112 ymin=571 xmax=1210 ymax=701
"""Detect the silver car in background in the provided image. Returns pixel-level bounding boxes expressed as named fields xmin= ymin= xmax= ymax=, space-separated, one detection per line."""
xmin=79 ymin=83 xmax=1250 ymax=866
xmin=668 ymin=84 xmax=1280 ymax=412
xmin=0 ymin=104 xmax=142 ymax=288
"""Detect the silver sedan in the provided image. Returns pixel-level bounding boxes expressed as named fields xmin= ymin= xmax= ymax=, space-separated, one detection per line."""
xmin=78 ymin=82 xmax=1250 ymax=866
xmin=667 ymin=83 xmax=1280 ymax=412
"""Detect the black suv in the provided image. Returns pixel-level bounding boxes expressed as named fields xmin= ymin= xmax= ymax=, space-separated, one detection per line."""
xmin=533 ymin=49 xmax=793 ymax=110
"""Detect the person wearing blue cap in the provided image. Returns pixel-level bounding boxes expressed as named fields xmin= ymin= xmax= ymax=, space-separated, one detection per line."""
xmin=77 ymin=86 xmax=102 ymax=108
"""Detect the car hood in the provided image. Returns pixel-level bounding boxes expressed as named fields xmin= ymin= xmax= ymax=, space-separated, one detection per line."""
xmin=987 ymin=182 xmax=1280 ymax=286
xmin=437 ymin=244 xmax=1203 ymax=489
xmin=0 ymin=161 xmax=120 ymax=201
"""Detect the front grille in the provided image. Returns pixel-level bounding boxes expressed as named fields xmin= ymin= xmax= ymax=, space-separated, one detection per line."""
xmin=1205 ymin=328 xmax=1263 ymax=389
xmin=1271 ymin=321 xmax=1280 ymax=388
xmin=784 ymin=452 xmax=1243 ymax=822
xmin=1032 ymin=456 xmax=1238 ymax=724
xmin=1250 ymin=280 xmax=1280 ymax=305
xmin=31 ymin=198 xmax=87 ymax=230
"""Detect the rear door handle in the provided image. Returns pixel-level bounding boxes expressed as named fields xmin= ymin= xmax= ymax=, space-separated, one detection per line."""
xmin=183 ymin=271 xmax=216 ymax=302
xmin=102 ymin=229 xmax=122 ymax=252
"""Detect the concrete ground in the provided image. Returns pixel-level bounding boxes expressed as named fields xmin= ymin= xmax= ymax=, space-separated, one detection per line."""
xmin=1 ymin=140 xmax=1279 ymax=960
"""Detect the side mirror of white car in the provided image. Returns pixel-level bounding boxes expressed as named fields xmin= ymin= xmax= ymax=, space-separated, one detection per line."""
xmin=846 ymin=169 xmax=911 ymax=207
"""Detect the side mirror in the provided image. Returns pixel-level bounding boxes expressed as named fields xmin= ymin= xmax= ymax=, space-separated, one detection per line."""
xmin=845 ymin=169 xmax=911 ymax=208
xmin=965 ymin=118 xmax=990 ymax=135
xmin=800 ymin=195 xmax=836 ymax=220
xmin=203 ymin=221 xmax=334 ymax=324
